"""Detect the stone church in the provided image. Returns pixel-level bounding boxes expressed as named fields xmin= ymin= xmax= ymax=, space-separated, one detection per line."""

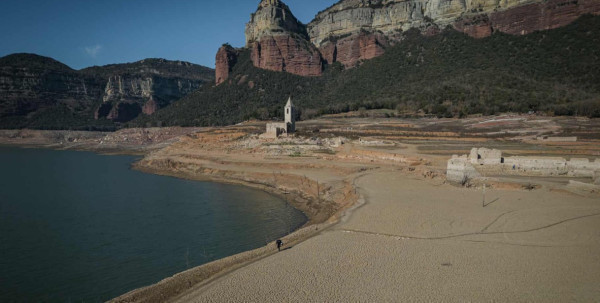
xmin=263 ymin=97 xmax=296 ymax=138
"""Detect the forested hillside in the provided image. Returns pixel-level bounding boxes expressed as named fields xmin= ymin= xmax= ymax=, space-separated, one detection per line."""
xmin=133 ymin=15 xmax=600 ymax=128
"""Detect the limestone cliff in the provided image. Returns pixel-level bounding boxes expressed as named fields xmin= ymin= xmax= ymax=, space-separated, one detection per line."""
xmin=85 ymin=58 xmax=213 ymax=122
xmin=245 ymin=0 xmax=309 ymax=46
xmin=308 ymin=0 xmax=600 ymax=67
xmin=308 ymin=0 xmax=600 ymax=44
xmin=0 ymin=54 xmax=214 ymax=128
xmin=95 ymin=73 xmax=202 ymax=121
xmin=223 ymin=0 xmax=600 ymax=74
xmin=244 ymin=0 xmax=323 ymax=77
xmin=0 ymin=54 xmax=104 ymax=119
xmin=455 ymin=0 xmax=600 ymax=38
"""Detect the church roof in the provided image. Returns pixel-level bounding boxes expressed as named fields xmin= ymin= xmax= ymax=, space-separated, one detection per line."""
xmin=285 ymin=96 xmax=293 ymax=107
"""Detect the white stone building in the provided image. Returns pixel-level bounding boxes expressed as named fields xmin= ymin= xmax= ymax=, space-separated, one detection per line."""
xmin=262 ymin=97 xmax=296 ymax=138
xmin=447 ymin=147 xmax=600 ymax=183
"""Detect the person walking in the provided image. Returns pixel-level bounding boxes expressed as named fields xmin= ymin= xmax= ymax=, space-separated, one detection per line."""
xmin=276 ymin=239 xmax=283 ymax=252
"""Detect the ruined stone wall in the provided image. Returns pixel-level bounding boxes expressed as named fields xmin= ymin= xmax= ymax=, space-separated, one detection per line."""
xmin=447 ymin=155 xmax=481 ymax=183
xmin=262 ymin=122 xmax=288 ymax=139
xmin=568 ymin=158 xmax=600 ymax=178
xmin=536 ymin=136 xmax=578 ymax=142
xmin=448 ymin=148 xmax=600 ymax=181
xmin=503 ymin=157 xmax=569 ymax=176
xmin=469 ymin=147 xmax=502 ymax=165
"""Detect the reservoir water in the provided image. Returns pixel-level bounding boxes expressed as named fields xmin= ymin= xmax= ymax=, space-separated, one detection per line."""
xmin=0 ymin=146 xmax=307 ymax=302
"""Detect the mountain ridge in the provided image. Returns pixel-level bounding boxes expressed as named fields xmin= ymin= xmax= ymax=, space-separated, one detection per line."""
xmin=0 ymin=54 xmax=214 ymax=129
xmin=135 ymin=15 xmax=600 ymax=128
xmin=217 ymin=0 xmax=600 ymax=81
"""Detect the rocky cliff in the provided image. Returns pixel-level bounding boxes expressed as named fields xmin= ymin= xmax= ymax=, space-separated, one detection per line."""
xmin=0 ymin=54 xmax=214 ymax=128
xmin=245 ymin=0 xmax=323 ymax=77
xmin=308 ymin=0 xmax=600 ymax=67
xmin=0 ymin=54 xmax=104 ymax=120
xmin=216 ymin=45 xmax=239 ymax=85
xmin=82 ymin=58 xmax=213 ymax=122
xmin=454 ymin=0 xmax=600 ymax=38
xmin=217 ymin=0 xmax=600 ymax=77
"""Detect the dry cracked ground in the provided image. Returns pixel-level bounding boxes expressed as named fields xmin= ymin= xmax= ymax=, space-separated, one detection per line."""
xmin=174 ymin=170 xmax=600 ymax=302
xmin=165 ymin=115 xmax=600 ymax=302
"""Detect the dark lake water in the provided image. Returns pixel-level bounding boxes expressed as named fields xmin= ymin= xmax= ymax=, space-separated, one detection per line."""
xmin=0 ymin=146 xmax=306 ymax=302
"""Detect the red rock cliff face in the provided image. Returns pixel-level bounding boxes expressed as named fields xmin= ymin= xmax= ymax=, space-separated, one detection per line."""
xmin=220 ymin=0 xmax=600 ymax=78
xmin=455 ymin=0 xmax=600 ymax=38
xmin=142 ymin=97 xmax=158 ymax=115
xmin=215 ymin=45 xmax=238 ymax=85
xmin=250 ymin=35 xmax=323 ymax=76
xmin=319 ymin=32 xmax=389 ymax=68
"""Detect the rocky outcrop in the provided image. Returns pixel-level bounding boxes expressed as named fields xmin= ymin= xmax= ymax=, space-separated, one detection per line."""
xmin=250 ymin=36 xmax=323 ymax=76
xmin=142 ymin=97 xmax=159 ymax=115
xmin=88 ymin=59 xmax=213 ymax=121
xmin=319 ymin=31 xmax=390 ymax=68
xmin=272 ymin=0 xmax=600 ymax=70
xmin=215 ymin=0 xmax=600 ymax=80
xmin=228 ymin=0 xmax=599 ymax=76
xmin=95 ymin=74 xmax=203 ymax=121
xmin=0 ymin=53 xmax=214 ymax=128
xmin=455 ymin=0 xmax=600 ymax=38
xmin=0 ymin=54 xmax=105 ymax=119
xmin=245 ymin=0 xmax=308 ymax=46
xmin=105 ymin=102 xmax=142 ymax=122
xmin=215 ymin=45 xmax=239 ymax=85
xmin=244 ymin=0 xmax=323 ymax=76
xmin=308 ymin=0 xmax=600 ymax=46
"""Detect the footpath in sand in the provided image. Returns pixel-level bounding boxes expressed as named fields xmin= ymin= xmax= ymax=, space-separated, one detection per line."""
xmin=176 ymin=170 xmax=600 ymax=302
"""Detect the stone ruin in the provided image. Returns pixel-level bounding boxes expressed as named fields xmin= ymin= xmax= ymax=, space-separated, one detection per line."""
xmin=261 ymin=97 xmax=296 ymax=139
xmin=536 ymin=136 xmax=577 ymax=142
xmin=446 ymin=155 xmax=481 ymax=184
xmin=469 ymin=147 xmax=503 ymax=165
xmin=447 ymin=147 xmax=600 ymax=184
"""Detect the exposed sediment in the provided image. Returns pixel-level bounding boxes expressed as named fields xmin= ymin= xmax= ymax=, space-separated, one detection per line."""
xmin=109 ymin=131 xmax=362 ymax=302
xmin=4 ymin=115 xmax=599 ymax=302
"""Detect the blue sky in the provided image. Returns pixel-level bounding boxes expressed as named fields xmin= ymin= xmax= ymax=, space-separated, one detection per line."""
xmin=0 ymin=0 xmax=337 ymax=70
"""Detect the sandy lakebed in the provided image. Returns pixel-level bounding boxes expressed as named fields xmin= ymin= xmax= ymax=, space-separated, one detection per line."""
xmin=2 ymin=115 xmax=600 ymax=302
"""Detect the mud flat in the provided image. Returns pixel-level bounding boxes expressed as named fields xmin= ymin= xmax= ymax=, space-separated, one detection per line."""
xmin=110 ymin=132 xmax=365 ymax=302
xmin=175 ymin=172 xmax=600 ymax=302
xmin=117 ymin=115 xmax=599 ymax=302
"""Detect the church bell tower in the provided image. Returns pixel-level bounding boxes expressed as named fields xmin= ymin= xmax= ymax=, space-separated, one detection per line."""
xmin=285 ymin=96 xmax=295 ymax=133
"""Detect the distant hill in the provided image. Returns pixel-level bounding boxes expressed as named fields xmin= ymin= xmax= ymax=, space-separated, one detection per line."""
xmin=0 ymin=53 xmax=74 ymax=71
xmin=0 ymin=54 xmax=214 ymax=130
xmin=132 ymin=15 xmax=600 ymax=128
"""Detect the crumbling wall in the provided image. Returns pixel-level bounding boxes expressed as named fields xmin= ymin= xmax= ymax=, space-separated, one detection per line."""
xmin=567 ymin=158 xmax=600 ymax=177
xmin=536 ymin=136 xmax=577 ymax=142
xmin=504 ymin=157 xmax=569 ymax=176
xmin=469 ymin=148 xmax=502 ymax=165
xmin=447 ymin=155 xmax=481 ymax=184
xmin=262 ymin=122 xmax=287 ymax=139
xmin=448 ymin=147 xmax=600 ymax=181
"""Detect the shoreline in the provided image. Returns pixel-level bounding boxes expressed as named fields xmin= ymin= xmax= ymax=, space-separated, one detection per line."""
xmin=2 ymin=116 xmax=600 ymax=301
xmin=1 ymin=141 xmax=359 ymax=302
xmin=108 ymin=160 xmax=361 ymax=303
